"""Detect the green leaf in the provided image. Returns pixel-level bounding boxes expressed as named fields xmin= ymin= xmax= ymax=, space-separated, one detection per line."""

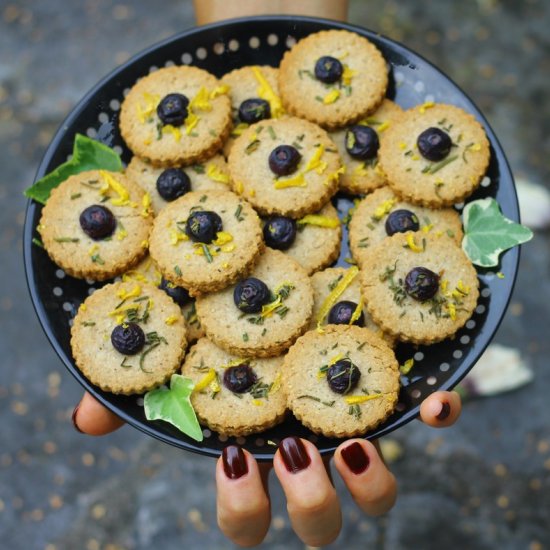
xmin=462 ymin=198 xmax=533 ymax=267
xmin=144 ymin=374 xmax=203 ymax=441
xmin=24 ymin=134 xmax=123 ymax=204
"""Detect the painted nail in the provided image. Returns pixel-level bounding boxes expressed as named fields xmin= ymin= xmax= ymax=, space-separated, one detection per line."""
xmin=436 ymin=401 xmax=451 ymax=421
xmin=222 ymin=445 xmax=248 ymax=479
xmin=279 ymin=436 xmax=311 ymax=473
xmin=341 ymin=442 xmax=370 ymax=474
xmin=71 ymin=403 xmax=84 ymax=434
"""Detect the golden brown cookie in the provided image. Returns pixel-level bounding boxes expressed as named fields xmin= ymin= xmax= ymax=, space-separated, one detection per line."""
xmin=264 ymin=202 xmax=342 ymax=275
xmin=220 ymin=65 xmax=284 ymax=157
xmin=359 ymin=232 xmax=479 ymax=345
xmin=278 ymin=30 xmax=388 ymax=130
xmin=148 ymin=190 xmax=264 ymax=295
xmin=125 ymin=154 xmax=231 ymax=216
xmin=378 ymin=103 xmax=490 ymax=207
xmin=181 ymin=337 xmax=287 ymax=436
xmin=330 ymin=100 xmax=404 ymax=195
xmin=348 ymin=186 xmax=463 ymax=267
xmin=39 ymin=170 xmax=152 ymax=281
xmin=119 ymin=66 xmax=232 ymax=166
xmin=195 ymin=249 xmax=314 ymax=358
xmin=281 ymin=325 xmax=399 ymax=438
xmin=71 ymin=281 xmax=187 ymax=395
xmin=228 ymin=116 xmax=342 ymax=218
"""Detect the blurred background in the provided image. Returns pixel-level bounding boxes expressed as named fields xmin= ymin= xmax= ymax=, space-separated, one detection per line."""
xmin=1 ymin=0 xmax=549 ymax=548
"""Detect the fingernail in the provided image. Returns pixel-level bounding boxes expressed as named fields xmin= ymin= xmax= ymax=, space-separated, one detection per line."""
xmin=222 ymin=445 xmax=248 ymax=479
xmin=436 ymin=401 xmax=451 ymax=421
xmin=279 ymin=436 xmax=311 ymax=473
xmin=71 ymin=403 xmax=84 ymax=434
xmin=341 ymin=442 xmax=370 ymax=475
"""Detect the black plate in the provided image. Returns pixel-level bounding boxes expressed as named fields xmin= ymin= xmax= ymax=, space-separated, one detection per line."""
xmin=24 ymin=16 xmax=520 ymax=460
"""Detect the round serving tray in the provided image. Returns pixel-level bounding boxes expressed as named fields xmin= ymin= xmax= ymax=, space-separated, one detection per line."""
xmin=24 ymin=16 xmax=520 ymax=460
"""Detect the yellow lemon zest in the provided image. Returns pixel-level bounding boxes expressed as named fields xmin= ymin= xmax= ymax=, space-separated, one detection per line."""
xmin=88 ymin=244 xmax=100 ymax=257
xmin=78 ymin=304 xmax=87 ymax=312
xmin=194 ymin=369 xmax=216 ymax=392
xmin=342 ymin=65 xmax=356 ymax=86
xmin=221 ymin=244 xmax=235 ymax=253
xmin=137 ymin=92 xmax=160 ymax=123
xmin=141 ymin=239 xmax=149 ymax=248
xmin=323 ymin=89 xmax=340 ymax=104
xmin=222 ymin=262 xmax=230 ymax=269
xmin=141 ymin=192 xmax=152 ymax=217
xmin=184 ymin=112 xmax=199 ymax=135
xmin=399 ymin=359 xmax=415 ymax=375
xmin=99 ymin=170 xmax=132 ymax=206
xmin=353 ymin=162 xmax=369 ymax=177
xmin=210 ymin=84 xmax=230 ymax=98
xmin=116 ymin=283 xmax=142 ymax=300
xmin=219 ymin=358 xmax=247 ymax=370
xmin=405 ymin=234 xmax=424 ymax=252
xmin=419 ymin=101 xmax=435 ymax=113
xmin=234 ymin=181 xmax=244 ymax=195
xmin=316 ymin=266 xmax=359 ymax=331
xmin=305 ymin=144 xmax=327 ymax=174
xmin=170 ymin=229 xmax=189 ymax=245
xmin=252 ymin=399 xmax=264 ymax=406
xmin=193 ymin=243 xmax=218 ymax=257
xmin=231 ymin=122 xmax=249 ymax=136
xmin=471 ymin=143 xmax=481 ymax=151
xmin=116 ymin=228 xmax=128 ymax=240
xmin=344 ymin=394 xmax=384 ymax=405
xmin=165 ymin=315 xmax=179 ymax=325
xmin=372 ymin=198 xmax=397 ymax=220
xmin=422 ymin=224 xmax=434 ymax=234
xmin=349 ymin=298 xmax=364 ymax=325
xmin=206 ymin=163 xmax=230 ymax=184
xmin=252 ymin=66 xmax=284 ymax=118
xmin=325 ymin=165 xmax=345 ymax=186
xmin=318 ymin=353 xmax=344 ymax=377
xmin=213 ymin=231 xmax=233 ymax=246
xmin=162 ymin=124 xmax=182 ymax=142
xmin=274 ymin=172 xmax=306 ymax=189
xmin=248 ymin=189 xmax=256 ymax=197
xmin=261 ymin=295 xmax=283 ymax=318
xmin=143 ymin=137 xmax=152 ymax=145
xmin=497 ymin=272 xmax=505 ymax=279
xmin=297 ymin=214 xmax=340 ymax=228
xmin=440 ymin=279 xmax=449 ymax=293
xmin=399 ymin=142 xmax=407 ymax=150
xmin=447 ymin=301 xmax=457 ymax=321
xmin=190 ymin=87 xmax=212 ymax=112
xmin=411 ymin=154 xmax=420 ymax=161
xmin=209 ymin=377 xmax=221 ymax=395
xmin=270 ymin=372 xmax=282 ymax=394
xmin=377 ymin=121 xmax=390 ymax=132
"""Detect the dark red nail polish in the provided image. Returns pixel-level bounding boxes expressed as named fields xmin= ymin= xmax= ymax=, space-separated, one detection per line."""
xmin=436 ymin=401 xmax=451 ymax=421
xmin=279 ymin=436 xmax=311 ymax=473
xmin=341 ymin=442 xmax=370 ymax=475
xmin=222 ymin=445 xmax=248 ymax=479
xmin=71 ymin=404 xmax=84 ymax=434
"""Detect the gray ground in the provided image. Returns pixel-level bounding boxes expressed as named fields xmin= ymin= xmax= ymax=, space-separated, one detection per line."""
xmin=1 ymin=0 xmax=549 ymax=548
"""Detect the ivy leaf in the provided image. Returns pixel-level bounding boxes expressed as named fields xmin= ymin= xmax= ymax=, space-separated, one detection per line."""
xmin=144 ymin=374 xmax=203 ymax=442
xmin=462 ymin=198 xmax=533 ymax=267
xmin=24 ymin=134 xmax=123 ymax=204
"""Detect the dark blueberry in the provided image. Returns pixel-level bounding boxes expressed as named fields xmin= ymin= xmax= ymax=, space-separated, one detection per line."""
xmin=404 ymin=267 xmax=440 ymax=301
xmin=223 ymin=363 xmax=257 ymax=393
xmin=157 ymin=93 xmax=189 ymax=126
xmin=79 ymin=205 xmax=116 ymax=240
xmin=238 ymin=98 xmax=271 ymax=124
xmin=268 ymin=145 xmax=302 ymax=176
xmin=416 ymin=127 xmax=452 ymax=161
xmin=233 ymin=277 xmax=271 ymax=313
xmin=156 ymin=168 xmax=191 ymax=202
xmin=159 ymin=277 xmax=192 ymax=306
xmin=385 ymin=209 xmax=420 ymax=236
xmin=185 ymin=210 xmax=223 ymax=244
xmin=345 ymin=125 xmax=379 ymax=160
xmin=326 ymin=358 xmax=361 ymax=395
xmin=263 ymin=216 xmax=297 ymax=250
xmin=327 ymin=300 xmax=365 ymax=327
xmin=110 ymin=323 xmax=145 ymax=355
xmin=314 ymin=56 xmax=343 ymax=84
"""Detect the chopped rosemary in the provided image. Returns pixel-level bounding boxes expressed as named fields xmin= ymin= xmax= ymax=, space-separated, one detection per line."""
xmin=261 ymin=327 xmax=267 ymax=337
xmin=234 ymin=204 xmax=244 ymax=221
xmin=191 ymin=164 xmax=205 ymax=174
xmin=70 ymin=192 xmax=82 ymax=200
xmin=201 ymin=243 xmax=213 ymax=263
xmin=315 ymin=96 xmax=323 ymax=102
xmin=245 ymin=139 xmax=261 ymax=155
xmin=297 ymin=395 xmax=335 ymax=407
xmin=120 ymin=357 xmax=132 ymax=369
xmin=54 ymin=237 xmax=79 ymax=243
xmin=446 ymin=229 xmax=455 ymax=238
xmin=425 ymin=155 xmax=459 ymax=174
xmin=208 ymin=129 xmax=217 ymax=137
xmin=242 ymin=332 xmax=249 ymax=342
xmin=81 ymin=321 xmax=96 ymax=327
xmin=357 ymin=237 xmax=369 ymax=248
xmin=348 ymin=404 xmax=362 ymax=418
xmin=174 ymin=265 xmax=182 ymax=276
xmin=199 ymin=194 xmax=207 ymax=202
xmin=90 ymin=253 xmax=105 ymax=265
xmin=249 ymin=379 xmax=271 ymax=399
xmin=357 ymin=341 xmax=367 ymax=351
xmin=328 ymin=274 xmax=344 ymax=291
xmin=267 ymin=126 xmax=277 ymax=140
xmin=32 ymin=237 xmax=44 ymax=248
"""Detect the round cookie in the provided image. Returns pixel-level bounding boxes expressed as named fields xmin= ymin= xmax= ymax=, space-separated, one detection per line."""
xmin=125 ymin=154 xmax=231 ymax=216
xmin=378 ymin=103 xmax=491 ymax=207
xmin=39 ymin=169 xmax=152 ymax=281
xmin=181 ymin=337 xmax=287 ymax=436
xmin=148 ymin=190 xmax=264 ymax=295
xmin=330 ymin=100 xmax=404 ymax=195
xmin=71 ymin=281 xmax=187 ymax=395
xmin=195 ymin=249 xmax=314 ymax=358
xmin=264 ymin=202 xmax=341 ymax=275
xmin=228 ymin=116 xmax=342 ymax=218
xmin=119 ymin=66 xmax=232 ymax=166
xmin=278 ymin=30 xmax=388 ymax=130
xmin=309 ymin=267 xmax=391 ymax=344
xmin=122 ymin=255 xmax=205 ymax=343
xmin=220 ymin=65 xmax=283 ymax=157
xmin=360 ymin=232 xmax=479 ymax=345
xmin=281 ymin=325 xmax=399 ymax=438
xmin=349 ymin=186 xmax=463 ymax=268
